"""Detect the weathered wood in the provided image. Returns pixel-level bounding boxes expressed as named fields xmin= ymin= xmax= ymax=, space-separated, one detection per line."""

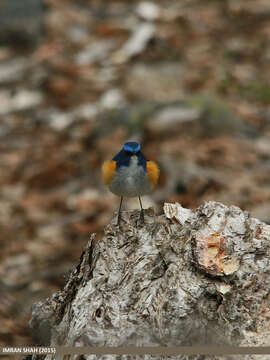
xmin=30 ymin=202 xmax=270 ymax=360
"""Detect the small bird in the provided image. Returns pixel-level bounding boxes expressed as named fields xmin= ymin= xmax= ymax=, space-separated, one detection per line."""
xmin=102 ymin=142 xmax=159 ymax=225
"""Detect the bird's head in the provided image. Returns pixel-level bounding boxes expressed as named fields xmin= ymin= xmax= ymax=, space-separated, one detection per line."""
xmin=113 ymin=142 xmax=146 ymax=168
xmin=122 ymin=142 xmax=141 ymax=154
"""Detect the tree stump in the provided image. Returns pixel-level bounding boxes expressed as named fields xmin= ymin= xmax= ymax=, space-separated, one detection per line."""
xmin=30 ymin=201 xmax=270 ymax=360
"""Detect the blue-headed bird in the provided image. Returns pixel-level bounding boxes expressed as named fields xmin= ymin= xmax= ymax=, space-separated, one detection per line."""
xmin=102 ymin=142 xmax=159 ymax=225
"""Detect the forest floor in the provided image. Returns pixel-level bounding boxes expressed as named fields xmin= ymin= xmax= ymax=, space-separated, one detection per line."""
xmin=0 ymin=0 xmax=270 ymax=346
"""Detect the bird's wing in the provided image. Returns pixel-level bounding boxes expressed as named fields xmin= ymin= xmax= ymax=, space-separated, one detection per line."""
xmin=146 ymin=161 xmax=160 ymax=186
xmin=102 ymin=161 xmax=116 ymax=185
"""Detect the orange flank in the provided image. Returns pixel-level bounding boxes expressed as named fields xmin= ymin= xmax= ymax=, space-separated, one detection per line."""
xmin=146 ymin=161 xmax=160 ymax=186
xmin=102 ymin=161 xmax=116 ymax=185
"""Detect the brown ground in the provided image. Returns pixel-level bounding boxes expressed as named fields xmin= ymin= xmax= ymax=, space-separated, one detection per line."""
xmin=0 ymin=0 xmax=270 ymax=346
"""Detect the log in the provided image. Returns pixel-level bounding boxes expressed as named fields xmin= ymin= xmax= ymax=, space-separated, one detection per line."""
xmin=29 ymin=201 xmax=270 ymax=360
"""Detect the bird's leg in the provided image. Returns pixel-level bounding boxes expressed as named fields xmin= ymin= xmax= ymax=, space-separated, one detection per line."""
xmin=117 ymin=196 xmax=123 ymax=226
xmin=138 ymin=196 xmax=144 ymax=223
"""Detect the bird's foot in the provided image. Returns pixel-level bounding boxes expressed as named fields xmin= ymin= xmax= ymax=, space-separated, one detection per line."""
xmin=117 ymin=212 xmax=122 ymax=226
xmin=139 ymin=208 xmax=144 ymax=224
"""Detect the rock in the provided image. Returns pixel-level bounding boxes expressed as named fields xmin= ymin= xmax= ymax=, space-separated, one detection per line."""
xmin=72 ymin=103 xmax=99 ymax=121
xmin=47 ymin=111 xmax=74 ymax=131
xmin=146 ymin=105 xmax=200 ymax=135
xmin=136 ymin=2 xmax=161 ymax=21
xmin=0 ymin=0 xmax=44 ymax=47
xmin=38 ymin=104 xmax=99 ymax=129
xmin=13 ymin=90 xmax=43 ymax=111
xmin=0 ymin=254 xmax=32 ymax=288
xmin=0 ymin=89 xmax=43 ymax=115
xmin=92 ymin=102 xmax=157 ymax=139
xmin=0 ymin=58 xmax=29 ymax=84
xmin=114 ymin=23 xmax=155 ymax=63
xmin=75 ymin=40 xmax=116 ymax=65
xmin=29 ymin=201 xmax=270 ymax=358
xmin=126 ymin=63 xmax=184 ymax=102
xmin=186 ymin=95 xmax=259 ymax=138
xmin=99 ymin=88 xmax=126 ymax=109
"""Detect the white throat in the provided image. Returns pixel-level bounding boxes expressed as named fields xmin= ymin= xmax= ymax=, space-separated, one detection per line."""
xmin=130 ymin=155 xmax=138 ymax=168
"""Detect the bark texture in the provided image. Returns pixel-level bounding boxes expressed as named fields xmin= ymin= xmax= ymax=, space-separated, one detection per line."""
xmin=30 ymin=201 xmax=270 ymax=360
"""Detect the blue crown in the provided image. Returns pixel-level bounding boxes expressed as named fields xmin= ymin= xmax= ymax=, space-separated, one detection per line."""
xmin=123 ymin=142 xmax=141 ymax=153
xmin=113 ymin=142 xmax=147 ymax=169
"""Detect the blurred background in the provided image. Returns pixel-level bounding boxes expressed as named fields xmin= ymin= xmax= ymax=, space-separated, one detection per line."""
xmin=0 ymin=0 xmax=270 ymax=346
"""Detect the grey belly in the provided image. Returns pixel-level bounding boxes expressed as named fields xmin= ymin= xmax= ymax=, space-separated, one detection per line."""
xmin=109 ymin=167 xmax=152 ymax=197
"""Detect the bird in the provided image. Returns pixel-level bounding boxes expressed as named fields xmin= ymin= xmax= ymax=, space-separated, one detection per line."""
xmin=102 ymin=142 xmax=159 ymax=226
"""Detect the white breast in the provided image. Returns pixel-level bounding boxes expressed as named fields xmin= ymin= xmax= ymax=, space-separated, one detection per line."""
xmin=109 ymin=156 xmax=153 ymax=197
